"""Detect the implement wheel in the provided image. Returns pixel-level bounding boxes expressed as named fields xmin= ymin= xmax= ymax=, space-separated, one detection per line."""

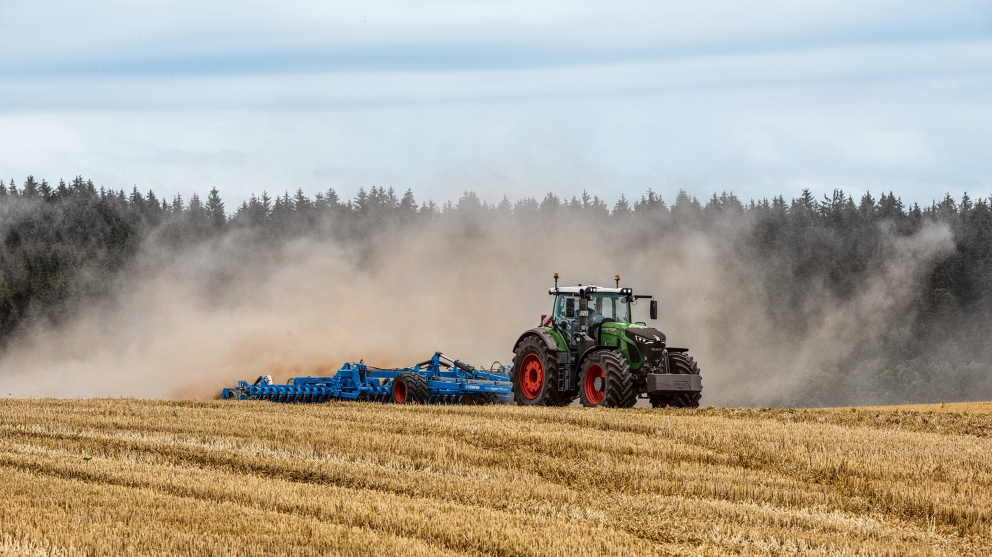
xmin=511 ymin=335 xmax=571 ymax=406
xmin=475 ymin=393 xmax=500 ymax=405
xmin=579 ymin=350 xmax=636 ymax=408
xmin=391 ymin=372 xmax=428 ymax=404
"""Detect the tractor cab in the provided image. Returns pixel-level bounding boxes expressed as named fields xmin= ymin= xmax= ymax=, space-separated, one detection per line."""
xmin=552 ymin=289 xmax=632 ymax=347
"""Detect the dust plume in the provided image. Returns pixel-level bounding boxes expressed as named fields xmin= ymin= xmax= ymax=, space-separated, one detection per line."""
xmin=0 ymin=208 xmax=956 ymax=406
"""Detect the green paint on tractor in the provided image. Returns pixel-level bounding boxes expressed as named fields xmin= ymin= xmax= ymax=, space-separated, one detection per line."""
xmin=511 ymin=276 xmax=703 ymax=408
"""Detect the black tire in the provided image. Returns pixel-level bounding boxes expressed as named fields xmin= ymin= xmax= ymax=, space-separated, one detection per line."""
xmin=475 ymin=392 xmax=500 ymax=405
xmin=649 ymin=394 xmax=668 ymax=408
xmin=664 ymin=352 xmax=702 ymax=408
xmin=578 ymin=350 xmax=637 ymax=408
xmin=511 ymin=335 xmax=572 ymax=406
xmin=391 ymin=372 xmax=429 ymax=404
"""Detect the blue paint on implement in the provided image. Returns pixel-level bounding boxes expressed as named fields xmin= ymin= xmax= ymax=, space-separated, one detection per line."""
xmin=221 ymin=352 xmax=513 ymax=404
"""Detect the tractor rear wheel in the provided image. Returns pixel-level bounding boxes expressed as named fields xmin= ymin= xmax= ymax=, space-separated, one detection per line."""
xmin=578 ymin=350 xmax=637 ymax=408
xmin=511 ymin=335 xmax=571 ymax=406
xmin=664 ymin=352 xmax=702 ymax=408
xmin=391 ymin=372 xmax=429 ymax=404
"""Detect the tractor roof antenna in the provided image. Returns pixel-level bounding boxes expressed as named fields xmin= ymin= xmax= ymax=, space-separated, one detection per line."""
xmin=615 ymin=274 xmax=620 ymax=288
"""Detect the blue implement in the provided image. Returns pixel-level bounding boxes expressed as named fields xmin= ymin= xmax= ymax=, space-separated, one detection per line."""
xmin=221 ymin=352 xmax=514 ymax=405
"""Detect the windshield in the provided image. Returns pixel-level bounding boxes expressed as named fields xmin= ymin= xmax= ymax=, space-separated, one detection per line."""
xmin=553 ymin=293 xmax=631 ymax=325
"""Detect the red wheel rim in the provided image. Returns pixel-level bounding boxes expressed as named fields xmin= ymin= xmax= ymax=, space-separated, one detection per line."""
xmin=520 ymin=354 xmax=544 ymax=399
xmin=584 ymin=364 xmax=605 ymax=405
xmin=394 ymin=380 xmax=407 ymax=403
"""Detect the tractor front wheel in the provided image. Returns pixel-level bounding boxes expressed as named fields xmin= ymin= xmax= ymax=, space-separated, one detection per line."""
xmin=649 ymin=394 xmax=669 ymax=408
xmin=391 ymin=372 xmax=429 ymax=404
xmin=663 ymin=352 xmax=702 ymax=408
xmin=578 ymin=350 xmax=636 ymax=408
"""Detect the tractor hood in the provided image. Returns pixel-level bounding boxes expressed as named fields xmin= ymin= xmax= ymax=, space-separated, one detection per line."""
xmin=600 ymin=323 xmax=666 ymax=344
xmin=623 ymin=326 xmax=667 ymax=368
xmin=623 ymin=325 xmax=667 ymax=346
xmin=599 ymin=323 xmax=667 ymax=373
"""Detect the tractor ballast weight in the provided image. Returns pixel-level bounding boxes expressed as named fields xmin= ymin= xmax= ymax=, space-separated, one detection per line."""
xmin=511 ymin=275 xmax=702 ymax=408
xmin=222 ymin=352 xmax=513 ymax=405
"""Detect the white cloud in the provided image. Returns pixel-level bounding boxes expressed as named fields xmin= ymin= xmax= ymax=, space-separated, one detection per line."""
xmin=0 ymin=1 xmax=990 ymax=206
xmin=3 ymin=0 xmax=990 ymax=72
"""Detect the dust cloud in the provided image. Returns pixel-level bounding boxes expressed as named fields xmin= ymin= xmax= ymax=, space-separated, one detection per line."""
xmin=0 ymin=211 xmax=954 ymax=406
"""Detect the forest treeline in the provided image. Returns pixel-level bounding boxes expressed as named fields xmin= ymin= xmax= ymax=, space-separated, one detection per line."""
xmin=1 ymin=175 xmax=990 ymax=404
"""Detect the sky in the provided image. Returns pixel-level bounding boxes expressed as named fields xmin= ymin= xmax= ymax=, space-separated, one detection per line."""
xmin=1 ymin=1 xmax=991 ymax=208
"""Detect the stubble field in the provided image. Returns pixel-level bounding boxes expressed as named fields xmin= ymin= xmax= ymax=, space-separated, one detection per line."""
xmin=1 ymin=398 xmax=990 ymax=556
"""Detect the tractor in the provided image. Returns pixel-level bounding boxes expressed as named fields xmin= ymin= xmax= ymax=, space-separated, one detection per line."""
xmin=511 ymin=274 xmax=702 ymax=408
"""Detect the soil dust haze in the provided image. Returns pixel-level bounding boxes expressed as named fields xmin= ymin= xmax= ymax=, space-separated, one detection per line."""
xmin=0 ymin=210 xmax=954 ymax=406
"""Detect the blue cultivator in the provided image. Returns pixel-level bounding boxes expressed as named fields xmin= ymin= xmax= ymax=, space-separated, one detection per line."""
xmin=221 ymin=352 xmax=513 ymax=405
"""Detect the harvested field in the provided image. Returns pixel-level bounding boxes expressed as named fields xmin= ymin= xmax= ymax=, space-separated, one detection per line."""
xmin=1 ymin=399 xmax=990 ymax=556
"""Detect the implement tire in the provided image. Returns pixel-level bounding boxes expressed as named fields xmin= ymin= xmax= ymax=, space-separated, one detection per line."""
xmin=475 ymin=392 xmax=500 ymax=405
xmin=391 ymin=372 xmax=428 ymax=404
xmin=512 ymin=335 xmax=570 ymax=406
xmin=665 ymin=352 xmax=702 ymax=408
xmin=579 ymin=350 xmax=636 ymax=408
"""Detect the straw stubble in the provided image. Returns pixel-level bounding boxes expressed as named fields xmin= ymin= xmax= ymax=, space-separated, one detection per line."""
xmin=1 ymin=399 xmax=990 ymax=556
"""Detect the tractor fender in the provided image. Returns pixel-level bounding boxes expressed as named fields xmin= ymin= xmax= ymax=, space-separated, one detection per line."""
xmin=513 ymin=328 xmax=558 ymax=354
xmin=576 ymin=345 xmax=618 ymax=372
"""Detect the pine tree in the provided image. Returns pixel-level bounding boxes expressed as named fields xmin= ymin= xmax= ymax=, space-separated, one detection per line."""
xmin=293 ymin=188 xmax=312 ymax=212
xmin=672 ymin=190 xmax=701 ymax=216
xmin=635 ymin=189 xmax=666 ymax=213
xmin=612 ymin=194 xmax=631 ymax=216
xmin=400 ymin=188 xmax=418 ymax=214
xmin=129 ymin=187 xmax=145 ymax=210
xmin=206 ymin=187 xmax=226 ymax=228
xmin=261 ymin=191 xmax=272 ymax=216
xmin=353 ymin=187 xmax=368 ymax=214
xmin=495 ymin=195 xmax=512 ymax=213
xmin=457 ymin=191 xmax=484 ymax=212
xmin=513 ymin=197 xmax=539 ymax=214
xmin=22 ymin=176 xmax=39 ymax=197
xmin=318 ymin=187 xmax=340 ymax=213
xmin=539 ymin=192 xmax=561 ymax=213
xmin=419 ymin=199 xmax=439 ymax=218
xmin=39 ymin=180 xmax=53 ymax=201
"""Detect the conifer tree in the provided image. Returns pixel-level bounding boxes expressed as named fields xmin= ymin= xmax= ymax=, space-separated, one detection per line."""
xmin=206 ymin=187 xmax=226 ymax=228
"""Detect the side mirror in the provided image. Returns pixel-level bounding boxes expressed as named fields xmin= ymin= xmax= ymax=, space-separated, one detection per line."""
xmin=565 ymin=298 xmax=575 ymax=318
xmin=650 ymin=300 xmax=658 ymax=320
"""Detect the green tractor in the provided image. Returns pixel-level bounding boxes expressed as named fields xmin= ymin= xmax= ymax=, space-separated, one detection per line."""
xmin=511 ymin=274 xmax=702 ymax=408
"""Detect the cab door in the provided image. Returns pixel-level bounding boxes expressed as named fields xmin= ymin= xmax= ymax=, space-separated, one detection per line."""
xmin=552 ymin=294 xmax=579 ymax=351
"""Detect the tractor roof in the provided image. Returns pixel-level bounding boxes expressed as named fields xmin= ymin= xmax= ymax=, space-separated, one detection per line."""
xmin=549 ymin=285 xmax=626 ymax=295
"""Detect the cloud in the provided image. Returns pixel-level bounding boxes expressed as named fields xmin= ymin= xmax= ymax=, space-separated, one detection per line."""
xmin=2 ymin=1 xmax=990 ymax=78
xmin=156 ymin=148 xmax=247 ymax=167
xmin=3 ymin=41 xmax=990 ymax=111
xmin=0 ymin=2 xmax=990 ymax=209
